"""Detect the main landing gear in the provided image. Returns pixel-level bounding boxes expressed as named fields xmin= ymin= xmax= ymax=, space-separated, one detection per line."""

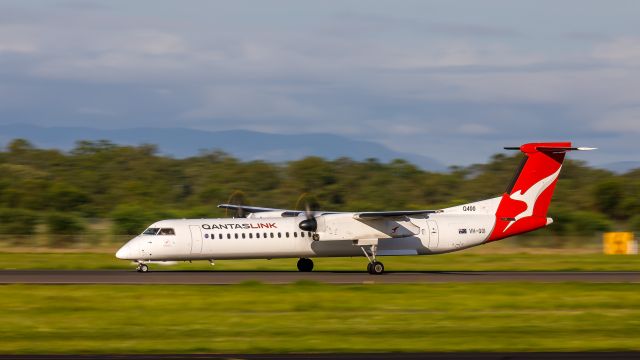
xmin=136 ymin=263 xmax=149 ymax=273
xmin=360 ymin=244 xmax=384 ymax=275
xmin=297 ymin=258 xmax=314 ymax=272
xmin=367 ymin=261 xmax=384 ymax=275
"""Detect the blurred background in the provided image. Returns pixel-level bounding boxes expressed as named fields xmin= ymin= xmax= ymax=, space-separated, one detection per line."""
xmin=0 ymin=0 xmax=639 ymax=252
xmin=0 ymin=138 xmax=637 ymax=251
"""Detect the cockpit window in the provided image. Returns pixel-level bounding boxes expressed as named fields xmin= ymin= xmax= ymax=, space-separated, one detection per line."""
xmin=159 ymin=228 xmax=175 ymax=235
xmin=142 ymin=228 xmax=160 ymax=235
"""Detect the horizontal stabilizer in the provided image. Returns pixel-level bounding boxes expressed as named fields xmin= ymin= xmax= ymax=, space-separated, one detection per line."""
xmin=504 ymin=145 xmax=597 ymax=153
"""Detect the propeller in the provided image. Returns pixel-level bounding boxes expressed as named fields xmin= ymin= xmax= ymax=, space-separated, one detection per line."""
xmin=225 ymin=190 xmax=247 ymax=218
xmin=298 ymin=202 xmax=318 ymax=232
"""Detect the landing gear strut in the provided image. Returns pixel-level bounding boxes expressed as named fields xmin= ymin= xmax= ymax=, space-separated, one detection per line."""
xmin=360 ymin=244 xmax=384 ymax=275
xmin=297 ymin=258 xmax=314 ymax=272
xmin=136 ymin=263 xmax=149 ymax=273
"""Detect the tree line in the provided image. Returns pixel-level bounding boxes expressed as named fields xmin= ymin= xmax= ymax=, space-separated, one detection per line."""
xmin=0 ymin=139 xmax=638 ymax=243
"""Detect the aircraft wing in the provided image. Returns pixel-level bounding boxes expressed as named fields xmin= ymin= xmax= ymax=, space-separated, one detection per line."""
xmin=217 ymin=204 xmax=285 ymax=213
xmin=218 ymin=204 xmax=441 ymax=219
xmin=352 ymin=210 xmax=441 ymax=220
xmin=218 ymin=204 xmax=337 ymax=217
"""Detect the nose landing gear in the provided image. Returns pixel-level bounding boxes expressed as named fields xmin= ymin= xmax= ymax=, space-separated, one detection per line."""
xmin=297 ymin=258 xmax=314 ymax=272
xmin=136 ymin=263 xmax=149 ymax=273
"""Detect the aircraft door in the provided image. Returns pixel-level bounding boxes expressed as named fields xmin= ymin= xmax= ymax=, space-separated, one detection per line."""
xmin=189 ymin=225 xmax=203 ymax=254
xmin=427 ymin=220 xmax=439 ymax=249
xmin=141 ymin=237 xmax=153 ymax=260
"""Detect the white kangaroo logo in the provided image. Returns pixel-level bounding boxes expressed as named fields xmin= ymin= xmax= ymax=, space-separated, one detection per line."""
xmin=503 ymin=167 xmax=562 ymax=232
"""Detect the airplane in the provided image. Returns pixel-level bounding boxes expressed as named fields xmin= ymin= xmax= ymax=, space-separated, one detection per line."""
xmin=115 ymin=142 xmax=594 ymax=274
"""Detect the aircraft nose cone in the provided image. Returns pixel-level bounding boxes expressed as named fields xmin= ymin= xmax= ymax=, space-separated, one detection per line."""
xmin=115 ymin=245 xmax=130 ymax=259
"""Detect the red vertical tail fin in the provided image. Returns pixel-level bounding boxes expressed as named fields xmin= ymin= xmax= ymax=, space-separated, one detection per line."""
xmin=488 ymin=142 xmax=593 ymax=241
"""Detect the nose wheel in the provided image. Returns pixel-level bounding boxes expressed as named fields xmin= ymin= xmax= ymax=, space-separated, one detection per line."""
xmin=297 ymin=258 xmax=314 ymax=272
xmin=136 ymin=263 xmax=149 ymax=273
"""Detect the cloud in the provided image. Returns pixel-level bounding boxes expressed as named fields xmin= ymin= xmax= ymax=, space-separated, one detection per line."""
xmin=426 ymin=22 xmax=521 ymax=38
xmin=0 ymin=2 xmax=639 ymax=165
xmin=564 ymin=31 xmax=611 ymax=42
xmin=102 ymin=30 xmax=189 ymax=56
xmin=458 ymin=123 xmax=494 ymax=135
xmin=25 ymin=27 xmax=195 ymax=82
xmin=0 ymin=25 xmax=39 ymax=54
xmin=593 ymin=37 xmax=640 ymax=66
xmin=593 ymin=106 xmax=640 ymax=134
xmin=374 ymin=42 xmax=543 ymax=70
xmin=330 ymin=12 xmax=521 ymax=39
xmin=76 ymin=107 xmax=116 ymax=117
xmin=183 ymin=86 xmax=323 ymax=120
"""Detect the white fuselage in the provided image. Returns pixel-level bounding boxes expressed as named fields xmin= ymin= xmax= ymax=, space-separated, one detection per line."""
xmin=115 ymin=198 xmax=501 ymax=262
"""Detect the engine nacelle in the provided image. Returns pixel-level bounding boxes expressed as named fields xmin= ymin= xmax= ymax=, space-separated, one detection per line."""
xmin=247 ymin=211 xmax=288 ymax=219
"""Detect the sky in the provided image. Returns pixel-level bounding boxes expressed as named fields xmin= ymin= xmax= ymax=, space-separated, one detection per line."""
xmin=1 ymin=0 xmax=639 ymax=166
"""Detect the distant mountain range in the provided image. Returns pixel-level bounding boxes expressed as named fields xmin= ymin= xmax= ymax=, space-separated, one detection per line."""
xmin=0 ymin=124 xmax=447 ymax=171
xmin=1 ymin=124 xmax=636 ymax=173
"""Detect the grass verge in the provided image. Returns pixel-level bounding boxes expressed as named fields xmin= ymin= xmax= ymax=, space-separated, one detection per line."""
xmin=1 ymin=283 xmax=639 ymax=353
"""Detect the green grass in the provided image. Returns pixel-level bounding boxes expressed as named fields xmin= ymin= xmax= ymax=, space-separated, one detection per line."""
xmin=1 ymin=251 xmax=639 ymax=271
xmin=1 ymin=283 xmax=639 ymax=353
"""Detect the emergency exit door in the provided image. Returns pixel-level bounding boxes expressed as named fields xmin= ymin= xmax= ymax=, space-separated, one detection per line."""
xmin=427 ymin=220 xmax=439 ymax=249
xmin=189 ymin=225 xmax=203 ymax=254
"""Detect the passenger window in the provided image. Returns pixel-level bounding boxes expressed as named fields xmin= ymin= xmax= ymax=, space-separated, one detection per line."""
xmin=249 ymin=233 xmax=253 ymax=239
xmin=219 ymin=234 xmax=223 ymax=239
xmin=264 ymin=232 xmax=267 ymax=238
xmin=308 ymin=232 xmax=312 ymax=237
xmin=205 ymin=234 xmax=209 ymax=239
xmin=270 ymin=233 xmax=274 ymax=238
xmin=227 ymin=234 xmax=230 ymax=239
xmin=234 ymin=233 xmax=238 ymax=239
xmin=242 ymin=233 xmax=246 ymax=239
xmin=256 ymin=233 xmax=260 ymax=239
xmin=286 ymin=232 xmax=289 ymax=238
xmin=294 ymin=232 xmax=297 ymax=238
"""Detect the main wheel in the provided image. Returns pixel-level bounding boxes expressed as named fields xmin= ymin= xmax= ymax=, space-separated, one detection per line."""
xmin=137 ymin=264 xmax=149 ymax=273
xmin=368 ymin=261 xmax=384 ymax=275
xmin=297 ymin=258 xmax=314 ymax=272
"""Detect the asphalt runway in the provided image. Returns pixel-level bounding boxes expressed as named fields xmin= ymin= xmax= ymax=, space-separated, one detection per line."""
xmin=0 ymin=270 xmax=638 ymax=284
